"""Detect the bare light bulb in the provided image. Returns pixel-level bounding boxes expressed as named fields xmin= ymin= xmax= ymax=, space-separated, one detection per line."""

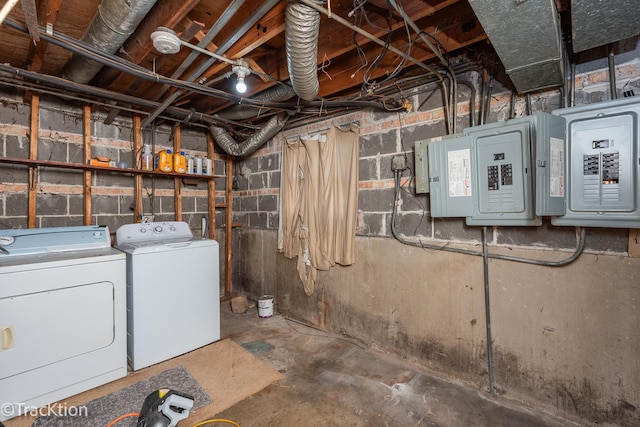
xmin=235 ymin=76 xmax=247 ymax=93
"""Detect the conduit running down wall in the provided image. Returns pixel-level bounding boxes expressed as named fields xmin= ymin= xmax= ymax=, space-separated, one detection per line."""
xmin=63 ymin=0 xmax=158 ymax=84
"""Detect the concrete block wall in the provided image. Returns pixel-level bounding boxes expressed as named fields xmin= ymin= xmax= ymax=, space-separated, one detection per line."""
xmin=0 ymin=95 xmax=222 ymax=235
xmin=231 ymin=46 xmax=640 ymax=426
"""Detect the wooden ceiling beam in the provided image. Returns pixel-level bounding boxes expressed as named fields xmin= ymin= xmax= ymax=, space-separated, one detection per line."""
xmin=27 ymin=0 xmax=63 ymax=73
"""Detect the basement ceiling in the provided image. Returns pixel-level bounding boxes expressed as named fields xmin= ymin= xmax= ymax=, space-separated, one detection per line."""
xmin=0 ymin=0 xmax=637 ymax=147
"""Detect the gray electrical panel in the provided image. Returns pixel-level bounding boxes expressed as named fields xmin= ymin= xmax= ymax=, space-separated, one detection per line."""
xmin=414 ymin=139 xmax=430 ymax=194
xmin=464 ymin=118 xmax=541 ymax=226
xmin=533 ymin=112 xmax=567 ymax=216
xmin=551 ymin=97 xmax=640 ymax=228
xmin=426 ymin=134 xmax=475 ymax=217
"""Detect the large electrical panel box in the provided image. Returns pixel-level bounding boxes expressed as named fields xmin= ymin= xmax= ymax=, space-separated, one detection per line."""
xmin=426 ymin=134 xmax=475 ymax=217
xmin=464 ymin=118 xmax=541 ymax=226
xmin=551 ymin=97 xmax=640 ymax=228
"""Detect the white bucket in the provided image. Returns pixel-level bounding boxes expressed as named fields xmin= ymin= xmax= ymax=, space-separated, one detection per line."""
xmin=258 ymin=295 xmax=274 ymax=318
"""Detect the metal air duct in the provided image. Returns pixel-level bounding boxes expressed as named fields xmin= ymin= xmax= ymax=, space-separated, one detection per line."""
xmin=285 ymin=0 xmax=323 ymax=100
xmin=209 ymin=113 xmax=289 ymax=157
xmin=468 ymin=0 xmax=564 ymax=93
xmin=215 ymin=84 xmax=296 ymax=122
xmin=571 ymin=0 xmax=640 ymax=52
xmin=62 ymin=0 xmax=158 ymax=84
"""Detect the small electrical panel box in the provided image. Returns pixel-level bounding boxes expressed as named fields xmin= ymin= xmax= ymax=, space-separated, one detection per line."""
xmin=551 ymin=97 xmax=640 ymax=228
xmin=425 ymin=113 xmax=566 ymax=226
xmin=414 ymin=139 xmax=430 ymax=194
xmin=426 ymin=134 xmax=475 ymax=217
xmin=464 ymin=118 xmax=541 ymax=226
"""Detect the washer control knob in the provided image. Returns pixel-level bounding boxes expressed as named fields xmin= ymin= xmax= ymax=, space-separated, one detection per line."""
xmin=139 ymin=227 xmax=147 ymax=233
xmin=153 ymin=225 xmax=163 ymax=233
xmin=169 ymin=225 xmax=176 ymax=231
xmin=0 ymin=235 xmax=15 ymax=246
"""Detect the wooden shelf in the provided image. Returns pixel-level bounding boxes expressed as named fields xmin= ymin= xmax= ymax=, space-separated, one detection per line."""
xmin=0 ymin=156 xmax=223 ymax=179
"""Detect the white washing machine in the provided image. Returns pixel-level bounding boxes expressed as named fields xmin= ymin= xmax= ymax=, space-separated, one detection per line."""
xmin=0 ymin=225 xmax=127 ymax=422
xmin=115 ymin=221 xmax=220 ymax=371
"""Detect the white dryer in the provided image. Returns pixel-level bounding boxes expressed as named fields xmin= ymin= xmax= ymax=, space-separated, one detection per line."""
xmin=0 ymin=225 xmax=127 ymax=421
xmin=115 ymin=221 xmax=220 ymax=371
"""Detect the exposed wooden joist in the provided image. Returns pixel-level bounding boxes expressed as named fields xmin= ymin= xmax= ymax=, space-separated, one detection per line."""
xmin=20 ymin=0 xmax=39 ymax=44
xmin=27 ymin=0 xmax=63 ymax=73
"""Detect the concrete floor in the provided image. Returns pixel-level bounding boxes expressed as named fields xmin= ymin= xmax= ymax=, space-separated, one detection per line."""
xmin=216 ymin=301 xmax=580 ymax=427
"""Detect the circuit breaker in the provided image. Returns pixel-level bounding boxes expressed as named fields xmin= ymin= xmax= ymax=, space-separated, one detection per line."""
xmin=426 ymin=134 xmax=475 ymax=217
xmin=464 ymin=118 xmax=541 ymax=226
xmin=551 ymin=97 xmax=640 ymax=228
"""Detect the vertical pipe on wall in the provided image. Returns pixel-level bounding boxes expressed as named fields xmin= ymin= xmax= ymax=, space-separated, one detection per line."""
xmin=608 ymin=47 xmax=617 ymax=100
xmin=482 ymin=226 xmax=495 ymax=394
xmin=570 ymin=61 xmax=576 ymax=107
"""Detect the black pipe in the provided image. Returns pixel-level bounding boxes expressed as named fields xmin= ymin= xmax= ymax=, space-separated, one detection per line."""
xmin=608 ymin=47 xmax=617 ymax=100
xmin=482 ymin=226 xmax=495 ymax=394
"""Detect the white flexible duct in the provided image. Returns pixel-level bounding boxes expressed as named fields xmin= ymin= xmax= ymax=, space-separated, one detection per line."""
xmin=63 ymin=0 xmax=158 ymax=84
xmin=210 ymin=113 xmax=289 ymax=157
xmin=285 ymin=0 xmax=324 ymax=100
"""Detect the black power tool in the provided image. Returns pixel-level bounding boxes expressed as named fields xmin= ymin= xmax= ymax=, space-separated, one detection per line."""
xmin=136 ymin=389 xmax=195 ymax=427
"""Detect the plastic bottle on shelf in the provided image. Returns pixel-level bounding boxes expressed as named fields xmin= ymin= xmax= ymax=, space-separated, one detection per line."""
xmin=195 ymin=156 xmax=203 ymax=175
xmin=203 ymin=157 xmax=212 ymax=176
xmin=186 ymin=154 xmax=194 ymax=175
xmin=156 ymin=149 xmax=173 ymax=172
xmin=174 ymin=151 xmax=187 ymax=173
xmin=141 ymin=144 xmax=153 ymax=171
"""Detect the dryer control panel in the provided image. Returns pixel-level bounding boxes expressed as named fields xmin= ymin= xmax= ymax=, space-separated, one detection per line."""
xmin=115 ymin=221 xmax=193 ymax=245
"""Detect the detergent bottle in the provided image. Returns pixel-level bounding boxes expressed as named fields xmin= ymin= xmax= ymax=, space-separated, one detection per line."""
xmin=174 ymin=151 xmax=187 ymax=173
xmin=156 ymin=149 xmax=173 ymax=172
xmin=141 ymin=144 xmax=153 ymax=171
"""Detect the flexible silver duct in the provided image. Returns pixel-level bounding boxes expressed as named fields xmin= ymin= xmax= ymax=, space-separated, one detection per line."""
xmin=62 ymin=0 xmax=158 ymax=84
xmin=215 ymin=84 xmax=296 ymax=121
xmin=285 ymin=0 xmax=323 ymax=100
xmin=210 ymin=113 xmax=289 ymax=157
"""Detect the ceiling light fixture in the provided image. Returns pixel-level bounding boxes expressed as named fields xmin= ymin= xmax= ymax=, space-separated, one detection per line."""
xmin=151 ymin=27 xmax=250 ymax=93
xmin=232 ymin=59 xmax=250 ymax=94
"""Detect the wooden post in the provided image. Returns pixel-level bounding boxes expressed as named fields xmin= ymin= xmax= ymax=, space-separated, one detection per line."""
xmin=207 ymin=132 xmax=216 ymax=236
xmin=173 ymin=124 xmax=182 ymax=221
xmin=225 ymin=156 xmax=233 ymax=297
xmin=133 ymin=115 xmax=143 ymax=223
xmin=83 ymin=105 xmax=92 ymax=225
xmin=27 ymin=94 xmax=39 ymax=228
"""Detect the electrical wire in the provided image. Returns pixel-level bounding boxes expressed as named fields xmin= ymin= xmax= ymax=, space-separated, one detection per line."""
xmin=192 ymin=419 xmax=240 ymax=427
xmin=4 ymin=19 xmax=402 ymax=116
xmin=106 ymin=412 xmax=139 ymax=427
xmin=391 ymin=169 xmax=586 ymax=266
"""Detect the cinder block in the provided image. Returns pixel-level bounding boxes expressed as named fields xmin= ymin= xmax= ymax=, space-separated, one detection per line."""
xmin=230 ymin=294 xmax=248 ymax=314
xmin=5 ymin=135 xmax=28 ymax=158
xmin=258 ymin=195 xmax=277 ymax=212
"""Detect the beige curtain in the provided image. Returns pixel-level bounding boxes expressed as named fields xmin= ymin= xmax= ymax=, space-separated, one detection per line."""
xmin=279 ymin=125 xmax=359 ymax=295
